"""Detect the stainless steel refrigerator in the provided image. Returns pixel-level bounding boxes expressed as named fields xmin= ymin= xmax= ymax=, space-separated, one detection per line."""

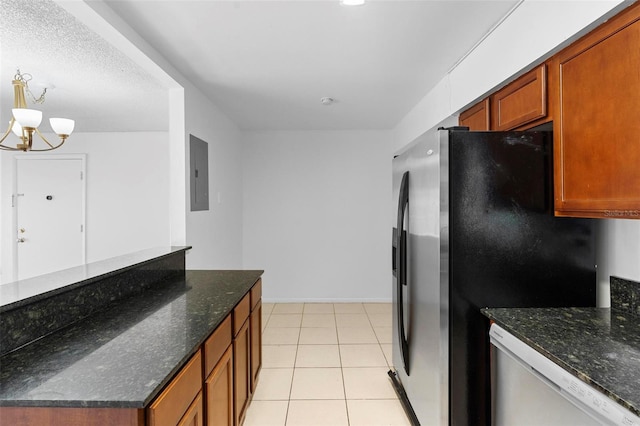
xmin=389 ymin=127 xmax=595 ymax=426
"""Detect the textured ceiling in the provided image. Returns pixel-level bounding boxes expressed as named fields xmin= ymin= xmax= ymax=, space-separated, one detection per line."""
xmin=0 ymin=0 xmax=169 ymax=133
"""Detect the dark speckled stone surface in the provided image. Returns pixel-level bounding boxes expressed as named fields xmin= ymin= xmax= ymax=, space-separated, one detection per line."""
xmin=0 ymin=270 xmax=263 ymax=408
xmin=611 ymin=276 xmax=640 ymax=317
xmin=482 ymin=306 xmax=640 ymax=417
xmin=0 ymin=247 xmax=190 ymax=355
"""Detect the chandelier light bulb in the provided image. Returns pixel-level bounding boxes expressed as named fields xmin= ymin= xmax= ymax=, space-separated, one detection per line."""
xmin=10 ymin=120 xmax=23 ymax=137
xmin=50 ymin=118 xmax=75 ymax=136
xmin=12 ymin=108 xmax=42 ymax=129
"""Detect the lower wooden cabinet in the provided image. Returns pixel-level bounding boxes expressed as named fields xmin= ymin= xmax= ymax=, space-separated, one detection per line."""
xmin=147 ymin=351 xmax=203 ymax=426
xmin=233 ymin=311 xmax=251 ymax=426
xmin=178 ymin=392 xmax=203 ymax=426
xmin=0 ymin=407 xmax=144 ymax=426
xmin=250 ymin=300 xmax=262 ymax=393
xmin=249 ymin=279 xmax=262 ymax=394
xmin=150 ymin=279 xmax=263 ymax=426
xmin=205 ymin=346 xmax=234 ymax=426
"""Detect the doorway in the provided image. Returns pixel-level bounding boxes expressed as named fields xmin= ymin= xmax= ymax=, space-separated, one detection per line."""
xmin=14 ymin=155 xmax=86 ymax=281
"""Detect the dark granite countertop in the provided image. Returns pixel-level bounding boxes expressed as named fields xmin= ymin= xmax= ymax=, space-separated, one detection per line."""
xmin=0 ymin=269 xmax=263 ymax=408
xmin=0 ymin=246 xmax=191 ymax=311
xmin=482 ymin=307 xmax=640 ymax=417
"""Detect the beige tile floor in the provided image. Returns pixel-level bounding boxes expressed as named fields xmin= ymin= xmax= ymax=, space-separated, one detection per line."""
xmin=244 ymin=302 xmax=411 ymax=426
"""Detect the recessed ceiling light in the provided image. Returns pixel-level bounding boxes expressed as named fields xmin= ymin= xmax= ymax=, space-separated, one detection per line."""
xmin=341 ymin=0 xmax=365 ymax=6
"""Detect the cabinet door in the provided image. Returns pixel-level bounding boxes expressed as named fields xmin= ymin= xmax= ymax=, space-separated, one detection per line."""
xmin=491 ymin=64 xmax=547 ymax=130
xmin=554 ymin=4 xmax=640 ymax=218
xmin=459 ymin=98 xmax=490 ymax=130
xmin=233 ymin=293 xmax=251 ymax=337
xmin=233 ymin=320 xmax=251 ymax=426
xmin=250 ymin=300 xmax=262 ymax=393
xmin=148 ymin=351 xmax=203 ymax=426
xmin=205 ymin=346 xmax=233 ymax=426
xmin=178 ymin=392 xmax=203 ymax=426
xmin=205 ymin=315 xmax=232 ymax=378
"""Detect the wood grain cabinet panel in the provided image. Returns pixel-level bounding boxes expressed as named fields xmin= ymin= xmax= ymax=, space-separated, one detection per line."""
xmin=147 ymin=351 xmax=203 ymax=426
xmin=250 ymin=300 xmax=262 ymax=393
xmin=250 ymin=279 xmax=262 ymax=310
xmin=205 ymin=346 xmax=234 ymax=426
xmin=233 ymin=293 xmax=250 ymax=336
xmin=491 ymin=64 xmax=547 ymax=130
xmin=178 ymin=392 xmax=203 ymax=426
xmin=554 ymin=3 xmax=640 ymax=218
xmin=205 ymin=315 xmax=232 ymax=377
xmin=0 ymin=407 xmax=144 ymax=426
xmin=459 ymin=98 xmax=490 ymax=130
xmin=233 ymin=319 xmax=251 ymax=426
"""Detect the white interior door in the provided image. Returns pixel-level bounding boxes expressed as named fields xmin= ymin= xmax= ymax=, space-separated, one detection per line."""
xmin=15 ymin=156 xmax=86 ymax=281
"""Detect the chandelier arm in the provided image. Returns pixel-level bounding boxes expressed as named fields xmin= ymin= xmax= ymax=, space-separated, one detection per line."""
xmin=0 ymin=118 xmax=21 ymax=150
xmin=0 ymin=123 xmax=14 ymax=145
xmin=30 ymin=137 xmax=68 ymax=152
xmin=34 ymin=128 xmax=57 ymax=149
xmin=30 ymin=128 xmax=66 ymax=151
xmin=0 ymin=143 xmax=21 ymax=151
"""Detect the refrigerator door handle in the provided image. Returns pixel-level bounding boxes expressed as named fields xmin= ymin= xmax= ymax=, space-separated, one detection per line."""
xmin=396 ymin=171 xmax=410 ymax=375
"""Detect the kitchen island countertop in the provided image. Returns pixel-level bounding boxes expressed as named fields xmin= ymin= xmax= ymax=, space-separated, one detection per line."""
xmin=0 ymin=270 xmax=263 ymax=408
xmin=482 ymin=307 xmax=640 ymax=417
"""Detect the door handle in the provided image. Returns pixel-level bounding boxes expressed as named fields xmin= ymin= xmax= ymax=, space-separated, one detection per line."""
xmin=396 ymin=171 xmax=410 ymax=375
xmin=17 ymin=238 xmax=26 ymax=243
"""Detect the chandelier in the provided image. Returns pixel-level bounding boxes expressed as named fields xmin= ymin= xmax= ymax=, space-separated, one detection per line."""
xmin=0 ymin=69 xmax=75 ymax=152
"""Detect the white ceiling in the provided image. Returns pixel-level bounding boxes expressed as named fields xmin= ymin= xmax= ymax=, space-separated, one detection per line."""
xmin=2 ymin=0 xmax=520 ymax=133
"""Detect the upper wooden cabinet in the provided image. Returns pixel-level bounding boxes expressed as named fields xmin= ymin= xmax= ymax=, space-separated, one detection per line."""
xmin=553 ymin=3 xmax=640 ymax=218
xmin=459 ymin=98 xmax=490 ymax=131
xmin=491 ymin=64 xmax=547 ymax=130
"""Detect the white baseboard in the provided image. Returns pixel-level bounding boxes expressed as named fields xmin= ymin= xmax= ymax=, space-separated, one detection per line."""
xmin=262 ymin=298 xmax=392 ymax=304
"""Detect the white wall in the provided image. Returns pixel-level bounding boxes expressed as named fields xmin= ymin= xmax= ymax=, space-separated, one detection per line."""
xmin=57 ymin=0 xmax=245 ymax=270
xmin=242 ymin=130 xmax=392 ymax=302
xmin=184 ymin=88 xmax=243 ymax=270
xmin=0 ymin=131 xmax=171 ymax=282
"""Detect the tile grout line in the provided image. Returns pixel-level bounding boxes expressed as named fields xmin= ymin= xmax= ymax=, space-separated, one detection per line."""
xmin=333 ymin=306 xmax=350 ymax=425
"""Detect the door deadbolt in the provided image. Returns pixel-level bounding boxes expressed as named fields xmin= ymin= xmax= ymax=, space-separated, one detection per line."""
xmin=46 ymin=195 xmax=53 ymax=200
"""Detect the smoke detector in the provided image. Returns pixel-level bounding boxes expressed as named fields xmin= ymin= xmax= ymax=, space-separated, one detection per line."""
xmin=320 ymin=97 xmax=335 ymax=105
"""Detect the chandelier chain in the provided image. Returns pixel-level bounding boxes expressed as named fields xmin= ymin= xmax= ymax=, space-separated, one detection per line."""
xmin=14 ymin=69 xmax=47 ymax=105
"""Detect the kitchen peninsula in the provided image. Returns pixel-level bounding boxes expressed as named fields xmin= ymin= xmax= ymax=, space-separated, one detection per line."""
xmin=0 ymin=247 xmax=263 ymax=426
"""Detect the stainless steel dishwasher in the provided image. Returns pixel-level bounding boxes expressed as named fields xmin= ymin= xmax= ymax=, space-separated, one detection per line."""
xmin=490 ymin=324 xmax=640 ymax=426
